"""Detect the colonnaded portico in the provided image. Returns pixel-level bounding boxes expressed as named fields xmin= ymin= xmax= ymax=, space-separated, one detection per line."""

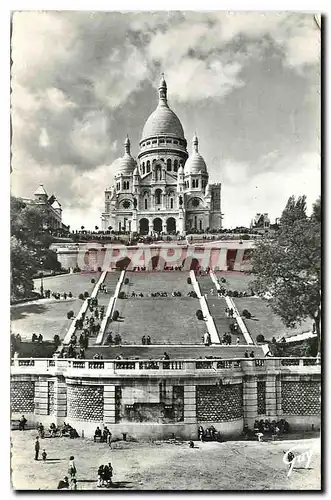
xmin=138 ymin=216 xmax=177 ymax=235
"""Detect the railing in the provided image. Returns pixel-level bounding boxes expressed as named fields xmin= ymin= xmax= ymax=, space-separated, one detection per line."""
xmin=18 ymin=360 xmax=35 ymax=367
xmin=115 ymin=361 xmax=136 ymax=370
xmin=255 ymin=359 xmax=265 ymax=367
xmin=281 ymin=359 xmax=300 ymax=366
xmin=11 ymin=357 xmax=321 ymax=375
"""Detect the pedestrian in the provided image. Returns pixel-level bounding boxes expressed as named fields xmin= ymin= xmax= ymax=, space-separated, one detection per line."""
xmin=19 ymin=415 xmax=27 ymax=431
xmin=70 ymin=478 xmax=77 ymax=490
xmin=141 ymin=335 xmax=146 ymax=345
xmin=34 ymin=436 xmax=40 ymax=461
xmin=42 ymin=449 xmax=47 ymax=461
xmin=244 ymin=350 xmax=249 ymax=358
xmin=57 ymin=476 xmax=69 ymax=490
xmin=68 ymin=455 xmax=76 ymax=478
xmin=236 ymin=337 xmax=240 ymax=345
xmin=97 ymin=465 xmax=104 ymax=487
xmin=210 ymin=288 xmax=214 ymax=296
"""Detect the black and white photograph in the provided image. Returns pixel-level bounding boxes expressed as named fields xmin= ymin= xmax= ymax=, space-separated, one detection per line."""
xmin=9 ymin=9 xmax=321 ymax=491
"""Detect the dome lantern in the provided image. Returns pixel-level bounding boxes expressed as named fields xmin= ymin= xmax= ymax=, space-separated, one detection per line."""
xmin=158 ymin=73 xmax=167 ymax=106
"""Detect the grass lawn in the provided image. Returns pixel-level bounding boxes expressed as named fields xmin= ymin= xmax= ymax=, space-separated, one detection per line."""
xmin=11 ymin=430 xmax=320 ymax=490
xmin=12 ymin=274 xmax=98 ymax=341
xmin=233 ymin=298 xmax=312 ymax=342
xmin=33 ymin=272 xmax=98 ymax=297
xmin=124 ymin=271 xmax=193 ymax=296
xmin=214 ymin=271 xmax=254 ymax=292
xmin=11 ymin=299 xmax=80 ymax=341
xmin=196 ymin=275 xmax=216 ymax=295
xmin=109 ymin=297 xmax=206 ymax=344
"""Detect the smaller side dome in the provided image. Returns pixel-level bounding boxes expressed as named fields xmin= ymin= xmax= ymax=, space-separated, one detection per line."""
xmin=113 ymin=136 xmax=136 ymax=176
xmin=184 ymin=135 xmax=207 ymax=174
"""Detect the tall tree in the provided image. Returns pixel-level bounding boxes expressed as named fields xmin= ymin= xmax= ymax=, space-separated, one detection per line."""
xmin=252 ymin=195 xmax=321 ymax=353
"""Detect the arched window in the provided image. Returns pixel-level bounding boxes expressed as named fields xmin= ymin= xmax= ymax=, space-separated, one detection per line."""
xmin=146 ymin=161 xmax=150 ymax=173
xmin=170 ymin=198 xmax=174 ymax=209
xmin=155 ymin=189 xmax=162 ymax=205
xmin=192 ymin=179 xmax=196 ymax=188
xmin=144 ymin=198 xmax=148 ymax=209
xmin=167 ymin=159 xmax=172 ymax=171
xmin=142 ymin=162 xmax=145 ymax=175
xmin=116 ymin=182 xmax=120 ymax=191
xmin=174 ymin=160 xmax=178 ymax=172
xmin=196 ymin=179 xmax=199 ymax=188
xmin=199 ymin=220 xmax=202 ymax=230
xmin=123 ymin=181 xmax=129 ymax=190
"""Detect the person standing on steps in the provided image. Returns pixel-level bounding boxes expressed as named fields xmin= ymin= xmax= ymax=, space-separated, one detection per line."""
xmin=34 ymin=436 xmax=40 ymax=461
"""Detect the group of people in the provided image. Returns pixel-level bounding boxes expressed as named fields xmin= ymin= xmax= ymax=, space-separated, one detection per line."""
xmin=93 ymin=426 xmax=111 ymax=444
xmin=242 ymin=419 xmax=290 ymax=441
xmin=221 ymin=333 xmax=235 ymax=345
xmin=57 ymin=455 xmax=77 ymax=490
xmin=198 ymin=425 xmax=222 ymax=442
xmin=37 ymin=421 xmax=79 ymax=439
xmin=41 ymin=289 xmax=74 ymax=300
xmin=97 ymin=463 xmax=113 ymax=488
xmin=31 ymin=333 xmax=44 ymax=343
xmin=141 ymin=335 xmax=152 ymax=345
xmin=244 ymin=350 xmax=256 ymax=358
xmin=105 ymin=332 xmax=122 ymax=345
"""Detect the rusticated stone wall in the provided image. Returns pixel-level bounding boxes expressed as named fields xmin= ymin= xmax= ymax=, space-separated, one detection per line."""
xmin=48 ymin=382 xmax=55 ymax=415
xmin=281 ymin=381 xmax=320 ymax=415
xmin=196 ymin=384 xmax=243 ymax=422
xmin=257 ymin=381 xmax=266 ymax=415
xmin=67 ymin=385 xmax=104 ymax=422
xmin=11 ymin=381 xmax=35 ymax=413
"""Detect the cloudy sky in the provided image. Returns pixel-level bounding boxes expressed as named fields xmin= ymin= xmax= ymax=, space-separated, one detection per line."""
xmin=11 ymin=11 xmax=320 ymax=230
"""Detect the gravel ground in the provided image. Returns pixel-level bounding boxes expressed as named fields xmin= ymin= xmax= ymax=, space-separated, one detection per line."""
xmin=11 ymin=430 xmax=321 ymax=491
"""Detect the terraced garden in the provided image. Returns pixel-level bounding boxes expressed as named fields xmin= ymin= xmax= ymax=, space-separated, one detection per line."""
xmin=214 ymin=271 xmax=254 ymax=292
xmin=233 ymin=297 xmax=312 ymax=342
xmin=109 ymin=297 xmax=206 ymax=345
xmin=11 ymin=274 xmax=98 ymax=341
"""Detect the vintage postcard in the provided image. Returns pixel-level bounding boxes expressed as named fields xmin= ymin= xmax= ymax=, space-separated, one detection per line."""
xmin=10 ymin=11 xmax=321 ymax=491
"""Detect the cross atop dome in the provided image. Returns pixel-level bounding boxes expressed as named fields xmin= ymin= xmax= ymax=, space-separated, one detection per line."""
xmin=193 ymin=133 xmax=199 ymax=153
xmin=124 ymin=135 xmax=131 ymax=154
xmin=158 ymin=73 xmax=167 ymax=105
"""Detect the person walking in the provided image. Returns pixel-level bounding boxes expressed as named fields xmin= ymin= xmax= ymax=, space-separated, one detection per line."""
xmin=68 ymin=456 xmax=77 ymax=478
xmin=34 ymin=437 xmax=40 ymax=461
xmin=42 ymin=449 xmax=47 ymax=461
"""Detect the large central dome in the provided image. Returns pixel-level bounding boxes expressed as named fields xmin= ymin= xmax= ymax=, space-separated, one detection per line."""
xmin=141 ymin=76 xmax=185 ymax=140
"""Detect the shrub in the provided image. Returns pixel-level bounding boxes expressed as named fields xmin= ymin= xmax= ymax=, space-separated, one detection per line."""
xmin=118 ymin=291 xmax=126 ymax=299
xmin=242 ymin=309 xmax=251 ymax=319
xmin=221 ymin=277 xmax=226 ymax=283
xmin=196 ymin=309 xmax=204 ymax=320
xmin=91 ymin=278 xmax=96 ymax=284
xmin=78 ymin=293 xmax=84 ymax=300
xmin=67 ymin=310 xmax=74 ymax=320
xmin=124 ymin=277 xmax=129 ymax=285
xmin=227 ymin=290 xmax=233 ymax=297
xmin=84 ymin=291 xmax=89 ymax=298
xmin=187 ymin=277 xmax=192 ymax=285
xmin=97 ymin=267 xmax=102 ymax=272
xmin=112 ymin=310 xmax=119 ymax=321
xmin=256 ymin=334 xmax=265 ymax=343
xmin=232 ymin=290 xmax=239 ymax=297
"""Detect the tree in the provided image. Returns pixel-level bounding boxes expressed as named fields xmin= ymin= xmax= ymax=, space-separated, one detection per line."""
xmin=95 ymin=226 xmax=99 ymax=231
xmin=251 ymin=195 xmax=321 ymax=353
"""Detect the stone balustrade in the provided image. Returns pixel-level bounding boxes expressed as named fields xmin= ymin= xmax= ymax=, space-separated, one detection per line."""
xmin=10 ymin=357 xmax=320 ymax=378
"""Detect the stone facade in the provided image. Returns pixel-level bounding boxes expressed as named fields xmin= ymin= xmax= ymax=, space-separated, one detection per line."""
xmin=257 ymin=381 xmax=266 ymax=415
xmin=101 ymin=77 xmax=222 ymax=234
xmin=196 ymin=384 xmax=243 ymax=422
xmin=11 ymin=380 xmax=35 ymax=413
xmin=10 ymin=358 xmax=321 ymax=439
xmin=281 ymin=380 xmax=321 ymax=415
xmin=67 ymin=385 xmax=104 ymax=422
